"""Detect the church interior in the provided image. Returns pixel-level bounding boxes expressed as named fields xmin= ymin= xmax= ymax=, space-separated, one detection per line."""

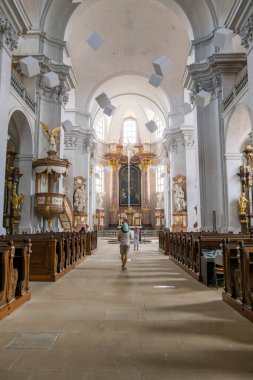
xmin=1 ymin=0 xmax=253 ymax=378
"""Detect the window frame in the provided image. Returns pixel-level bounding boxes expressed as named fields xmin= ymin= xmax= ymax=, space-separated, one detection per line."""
xmin=95 ymin=165 xmax=104 ymax=193
xmin=156 ymin=165 xmax=165 ymax=192
xmin=123 ymin=117 xmax=137 ymax=144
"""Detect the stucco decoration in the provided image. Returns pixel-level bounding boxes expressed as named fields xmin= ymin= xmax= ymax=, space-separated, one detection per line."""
xmin=73 ymin=177 xmax=87 ymax=212
xmin=0 ymin=11 xmax=18 ymax=51
xmin=239 ymin=10 xmax=253 ymax=48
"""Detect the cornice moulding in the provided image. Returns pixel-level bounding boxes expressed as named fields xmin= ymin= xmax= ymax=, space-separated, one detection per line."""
xmin=224 ymin=153 xmax=243 ymax=160
xmin=13 ymin=54 xmax=77 ymax=90
xmin=191 ymin=31 xmax=214 ymax=47
xmin=26 ymin=29 xmax=66 ymax=48
xmin=182 ymin=53 xmax=247 ymax=89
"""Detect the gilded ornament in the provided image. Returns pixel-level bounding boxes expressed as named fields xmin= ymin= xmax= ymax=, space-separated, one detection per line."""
xmin=108 ymin=157 xmax=119 ymax=171
xmin=140 ymin=158 xmax=152 ymax=171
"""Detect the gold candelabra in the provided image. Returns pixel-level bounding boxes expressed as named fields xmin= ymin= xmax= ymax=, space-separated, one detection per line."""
xmin=142 ymin=205 xmax=151 ymax=213
xmin=109 ymin=205 xmax=118 ymax=213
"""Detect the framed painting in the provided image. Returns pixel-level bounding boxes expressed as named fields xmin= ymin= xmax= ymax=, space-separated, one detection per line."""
xmin=119 ymin=165 xmax=141 ymax=206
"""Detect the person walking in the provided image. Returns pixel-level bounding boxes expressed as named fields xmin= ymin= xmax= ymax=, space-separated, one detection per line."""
xmin=118 ymin=221 xmax=132 ymax=271
xmin=133 ymin=227 xmax=140 ymax=251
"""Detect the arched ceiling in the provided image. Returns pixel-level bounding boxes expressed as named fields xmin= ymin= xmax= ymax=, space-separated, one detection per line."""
xmin=22 ymin=0 xmax=217 ymax=135
xmin=66 ymin=0 xmax=191 ymax=115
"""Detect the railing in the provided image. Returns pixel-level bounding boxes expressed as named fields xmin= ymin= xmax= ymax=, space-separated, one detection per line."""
xmin=98 ymin=230 xmax=119 ymax=237
xmin=98 ymin=229 xmax=161 ymax=238
xmin=223 ymin=67 xmax=248 ymax=111
xmin=11 ymin=73 xmax=36 ymax=113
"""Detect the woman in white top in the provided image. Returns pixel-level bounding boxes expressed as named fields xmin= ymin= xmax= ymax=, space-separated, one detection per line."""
xmin=118 ymin=222 xmax=132 ymax=271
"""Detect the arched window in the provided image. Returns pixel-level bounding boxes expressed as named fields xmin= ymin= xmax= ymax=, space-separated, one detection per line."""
xmin=95 ymin=116 xmax=104 ymax=140
xmin=156 ymin=165 xmax=165 ymax=192
xmin=95 ymin=165 xmax=104 ymax=193
xmin=123 ymin=118 xmax=137 ymax=144
xmin=155 ymin=116 xmax=164 ymax=139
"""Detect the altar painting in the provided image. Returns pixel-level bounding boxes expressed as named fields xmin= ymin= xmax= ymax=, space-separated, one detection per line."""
xmin=119 ymin=165 xmax=141 ymax=206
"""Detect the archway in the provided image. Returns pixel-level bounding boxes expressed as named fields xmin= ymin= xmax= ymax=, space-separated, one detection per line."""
xmin=225 ymin=104 xmax=252 ymax=231
xmin=6 ymin=110 xmax=34 ymax=233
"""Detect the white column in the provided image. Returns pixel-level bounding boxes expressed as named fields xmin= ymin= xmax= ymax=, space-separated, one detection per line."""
xmin=196 ymin=98 xmax=225 ymax=230
xmin=0 ymin=13 xmax=18 ymax=234
xmin=163 ymin=165 xmax=170 ymax=228
xmin=85 ymin=148 xmax=91 ymax=224
xmin=183 ymin=132 xmax=197 ymax=231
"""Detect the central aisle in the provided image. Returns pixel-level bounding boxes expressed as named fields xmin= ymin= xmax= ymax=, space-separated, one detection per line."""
xmin=0 ymin=238 xmax=253 ymax=379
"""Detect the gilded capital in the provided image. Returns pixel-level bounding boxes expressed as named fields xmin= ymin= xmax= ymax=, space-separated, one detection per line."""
xmin=140 ymin=158 xmax=152 ymax=171
xmin=108 ymin=157 xmax=119 ymax=171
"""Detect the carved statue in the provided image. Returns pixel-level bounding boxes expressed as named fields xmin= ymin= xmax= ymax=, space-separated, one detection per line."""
xmin=156 ymin=192 xmax=164 ymax=209
xmin=40 ymin=122 xmax=61 ymax=152
xmin=238 ymin=192 xmax=249 ymax=215
xmin=174 ymin=183 xmax=186 ymax=212
xmin=96 ymin=192 xmax=105 ymax=209
xmin=73 ymin=185 xmax=86 ymax=212
xmin=10 ymin=184 xmax=24 ymax=216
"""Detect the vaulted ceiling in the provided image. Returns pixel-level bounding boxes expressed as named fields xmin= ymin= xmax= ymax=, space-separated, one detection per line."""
xmin=21 ymin=0 xmax=232 ymax=139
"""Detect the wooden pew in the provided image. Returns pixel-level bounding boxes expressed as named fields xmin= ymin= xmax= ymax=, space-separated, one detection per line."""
xmin=167 ymin=232 xmax=250 ymax=282
xmin=222 ymin=239 xmax=253 ymax=322
xmin=0 ymin=240 xmax=31 ymax=319
xmin=5 ymin=232 xmax=88 ymax=282
xmin=159 ymin=231 xmax=165 ymax=251
xmin=86 ymin=231 xmax=97 ymax=255
xmin=12 ymin=239 xmax=31 ymax=296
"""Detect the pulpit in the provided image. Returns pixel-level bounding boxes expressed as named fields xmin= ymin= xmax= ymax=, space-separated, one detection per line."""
xmin=33 ymin=150 xmax=70 ymax=229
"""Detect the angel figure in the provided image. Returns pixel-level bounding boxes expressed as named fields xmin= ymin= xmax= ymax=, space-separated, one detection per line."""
xmin=40 ymin=121 xmax=61 ymax=152
xmin=238 ymin=192 xmax=249 ymax=215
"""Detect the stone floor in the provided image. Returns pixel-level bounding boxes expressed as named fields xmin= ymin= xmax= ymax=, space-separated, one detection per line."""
xmin=0 ymin=239 xmax=253 ymax=379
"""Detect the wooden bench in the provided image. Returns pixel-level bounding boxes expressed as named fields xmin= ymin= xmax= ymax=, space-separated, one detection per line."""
xmin=222 ymin=239 xmax=253 ymax=322
xmin=4 ymin=231 xmax=93 ymax=282
xmin=0 ymin=240 xmax=31 ymax=319
xmin=160 ymin=231 xmax=250 ymax=281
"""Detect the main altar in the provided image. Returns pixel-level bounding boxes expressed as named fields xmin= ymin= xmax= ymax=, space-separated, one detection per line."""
xmin=104 ymin=142 xmax=155 ymax=228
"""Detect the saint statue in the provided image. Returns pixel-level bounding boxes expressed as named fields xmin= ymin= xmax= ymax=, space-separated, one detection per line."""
xmin=174 ymin=183 xmax=186 ymax=212
xmin=96 ymin=192 xmax=105 ymax=209
xmin=156 ymin=192 xmax=164 ymax=209
xmin=238 ymin=192 xmax=249 ymax=215
xmin=74 ymin=185 xmax=86 ymax=212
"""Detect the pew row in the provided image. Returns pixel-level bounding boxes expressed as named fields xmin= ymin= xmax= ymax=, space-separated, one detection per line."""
xmin=2 ymin=231 xmax=97 ymax=282
xmin=0 ymin=240 xmax=31 ymax=319
xmin=222 ymin=240 xmax=253 ymax=322
xmin=159 ymin=231 xmax=251 ymax=281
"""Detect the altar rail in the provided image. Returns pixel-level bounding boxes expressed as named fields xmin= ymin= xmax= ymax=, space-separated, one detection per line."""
xmin=0 ymin=240 xmax=31 ymax=319
xmin=1 ymin=231 xmax=97 ymax=282
xmin=98 ymin=230 xmax=160 ymax=238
